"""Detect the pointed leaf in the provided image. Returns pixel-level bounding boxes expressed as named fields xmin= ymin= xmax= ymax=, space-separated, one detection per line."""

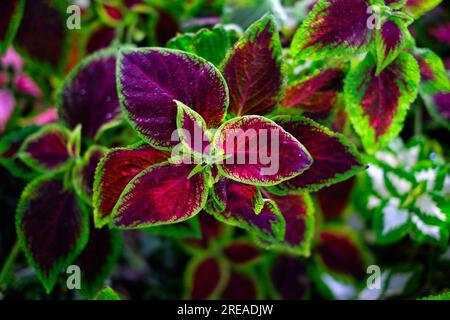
xmin=0 ymin=0 xmax=24 ymax=53
xmin=117 ymin=47 xmax=228 ymax=149
xmin=291 ymin=0 xmax=373 ymax=61
xmin=257 ymin=191 xmax=315 ymax=256
xmin=267 ymin=255 xmax=310 ymax=300
xmin=176 ymin=100 xmax=211 ymax=157
xmin=405 ymin=0 xmax=443 ymax=19
xmin=58 ymin=49 xmax=121 ymax=140
xmin=93 ymin=142 xmax=169 ymax=227
xmin=16 ymin=176 xmax=89 ymax=293
xmin=111 ymin=162 xmax=209 ymax=229
xmin=282 ymin=67 xmax=344 ymax=114
xmin=14 ymin=0 xmax=69 ymax=73
xmin=271 ymin=116 xmax=364 ymax=193
xmin=344 ymin=52 xmax=420 ymax=153
xmin=414 ymin=47 xmax=450 ymax=94
xmin=167 ymin=25 xmax=232 ymax=67
xmin=374 ymin=17 xmax=410 ymax=74
xmin=316 ymin=227 xmax=367 ymax=279
xmin=212 ymin=177 xmax=286 ymax=241
xmin=221 ymin=14 xmax=284 ymax=117
xmin=213 ymin=116 xmax=312 ymax=186
xmin=76 ymin=222 xmax=122 ymax=299
xmin=185 ymin=256 xmax=229 ymax=299
xmin=18 ymin=124 xmax=71 ymax=173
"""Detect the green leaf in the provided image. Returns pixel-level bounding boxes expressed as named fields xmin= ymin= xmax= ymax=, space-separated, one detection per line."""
xmin=94 ymin=287 xmax=122 ymax=300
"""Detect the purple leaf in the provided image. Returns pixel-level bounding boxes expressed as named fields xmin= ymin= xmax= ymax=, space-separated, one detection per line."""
xmin=213 ymin=116 xmax=312 ymax=186
xmin=58 ymin=49 xmax=121 ymax=140
xmin=291 ymin=0 xmax=372 ymax=61
xmin=76 ymin=221 xmax=122 ymax=298
xmin=268 ymin=255 xmax=310 ymax=299
xmin=185 ymin=256 xmax=228 ymax=299
xmin=18 ymin=124 xmax=71 ymax=173
xmin=117 ymin=48 xmax=228 ymax=149
xmin=317 ymin=177 xmax=356 ymax=220
xmin=212 ymin=177 xmax=285 ymax=241
xmin=221 ymin=271 xmax=260 ymax=300
xmin=111 ymin=162 xmax=209 ymax=229
xmin=222 ymin=241 xmax=261 ymax=265
xmin=16 ymin=176 xmax=89 ymax=293
xmin=221 ymin=14 xmax=284 ymax=116
xmin=93 ymin=142 xmax=169 ymax=228
xmin=271 ymin=116 xmax=364 ymax=193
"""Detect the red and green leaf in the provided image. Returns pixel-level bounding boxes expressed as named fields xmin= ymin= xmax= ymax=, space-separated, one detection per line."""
xmin=222 ymin=240 xmax=261 ymax=265
xmin=18 ymin=124 xmax=72 ymax=173
xmin=213 ymin=116 xmax=312 ymax=186
xmin=422 ymin=92 xmax=450 ymax=130
xmin=111 ymin=162 xmax=209 ymax=229
xmin=413 ymin=47 xmax=450 ymax=94
xmin=117 ymin=47 xmax=228 ymax=149
xmin=282 ymin=67 xmax=344 ymax=116
xmin=257 ymin=191 xmax=315 ymax=256
xmin=58 ymin=49 xmax=121 ymax=140
xmin=405 ymin=0 xmax=443 ymax=19
xmin=291 ymin=0 xmax=373 ymax=61
xmin=317 ymin=177 xmax=356 ymax=220
xmin=221 ymin=14 xmax=284 ymax=117
xmin=76 ymin=222 xmax=122 ymax=299
xmin=93 ymin=142 xmax=169 ymax=228
xmin=16 ymin=176 xmax=89 ymax=293
xmin=344 ymin=52 xmax=420 ymax=153
xmin=184 ymin=255 xmax=229 ymax=299
xmin=374 ymin=17 xmax=411 ymax=74
xmin=212 ymin=177 xmax=286 ymax=241
xmin=220 ymin=271 xmax=261 ymax=300
xmin=270 ymin=116 xmax=364 ymax=193
xmin=0 ymin=0 xmax=25 ymax=53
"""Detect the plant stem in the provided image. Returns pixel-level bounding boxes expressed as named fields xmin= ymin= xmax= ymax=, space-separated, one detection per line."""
xmin=0 ymin=240 xmax=20 ymax=287
xmin=415 ymin=103 xmax=423 ymax=136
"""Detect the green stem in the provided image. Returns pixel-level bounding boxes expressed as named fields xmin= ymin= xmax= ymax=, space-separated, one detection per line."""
xmin=415 ymin=103 xmax=423 ymax=136
xmin=0 ymin=240 xmax=21 ymax=287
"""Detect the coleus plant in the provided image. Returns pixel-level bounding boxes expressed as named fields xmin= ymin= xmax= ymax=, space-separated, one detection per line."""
xmin=290 ymin=0 xmax=449 ymax=153
xmin=13 ymin=49 xmax=123 ymax=295
xmin=361 ymin=137 xmax=450 ymax=246
xmin=93 ymin=14 xmax=365 ymax=256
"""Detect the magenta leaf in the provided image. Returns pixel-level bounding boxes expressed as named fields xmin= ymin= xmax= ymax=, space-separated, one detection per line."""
xmin=221 ymin=271 xmax=260 ymax=300
xmin=93 ymin=142 xmax=169 ymax=228
xmin=0 ymin=0 xmax=24 ymax=53
xmin=413 ymin=47 xmax=450 ymax=94
xmin=14 ymin=0 xmax=68 ymax=73
xmin=270 ymin=116 xmax=364 ymax=193
xmin=16 ymin=176 xmax=89 ymax=293
xmin=268 ymin=255 xmax=310 ymax=299
xmin=222 ymin=241 xmax=261 ymax=265
xmin=18 ymin=124 xmax=72 ymax=173
xmin=76 ymin=221 xmax=122 ymax=299
xmin=257 ymin=191 xmax=315 ymax=256
xmin=282 ymin=67 xmax=344 ymax=117
xmin=213 ymin=116 xmax=312 ymax=186
xmin=344 ymin=52 xmax=420 ymax=153
xmin=317 ymin=177 xmax=356 ymax=220
xmin=221 ymin=14 xmax=284 ymax=117
xmin=58 ymin=49 xmax=121 ymax=140
xmin=212 ymin=177 xmax=285 ymax=241
xmin=291 ymin=0 xmax=373 ymax=61
xmin=316 ymin=227 xmax=367 ymax=279
xmin=185 ymin=256 xmax=228 ymax=299
xmin=117 ymin=47 xmax=228 ymax=149
xmin=111 ymin=162 xmax=209 ymax=229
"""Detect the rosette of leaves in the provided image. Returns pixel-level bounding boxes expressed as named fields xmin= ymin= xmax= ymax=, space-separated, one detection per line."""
xmin=93 ymin=14 xmax=365 ymax=258
xmin=290 ymin=0 xmax=447 ymax=153
xmin=362 ymin=138 xmax=450 ymax=246
xmin=12 ymin=49 xmax=123 ymax=295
